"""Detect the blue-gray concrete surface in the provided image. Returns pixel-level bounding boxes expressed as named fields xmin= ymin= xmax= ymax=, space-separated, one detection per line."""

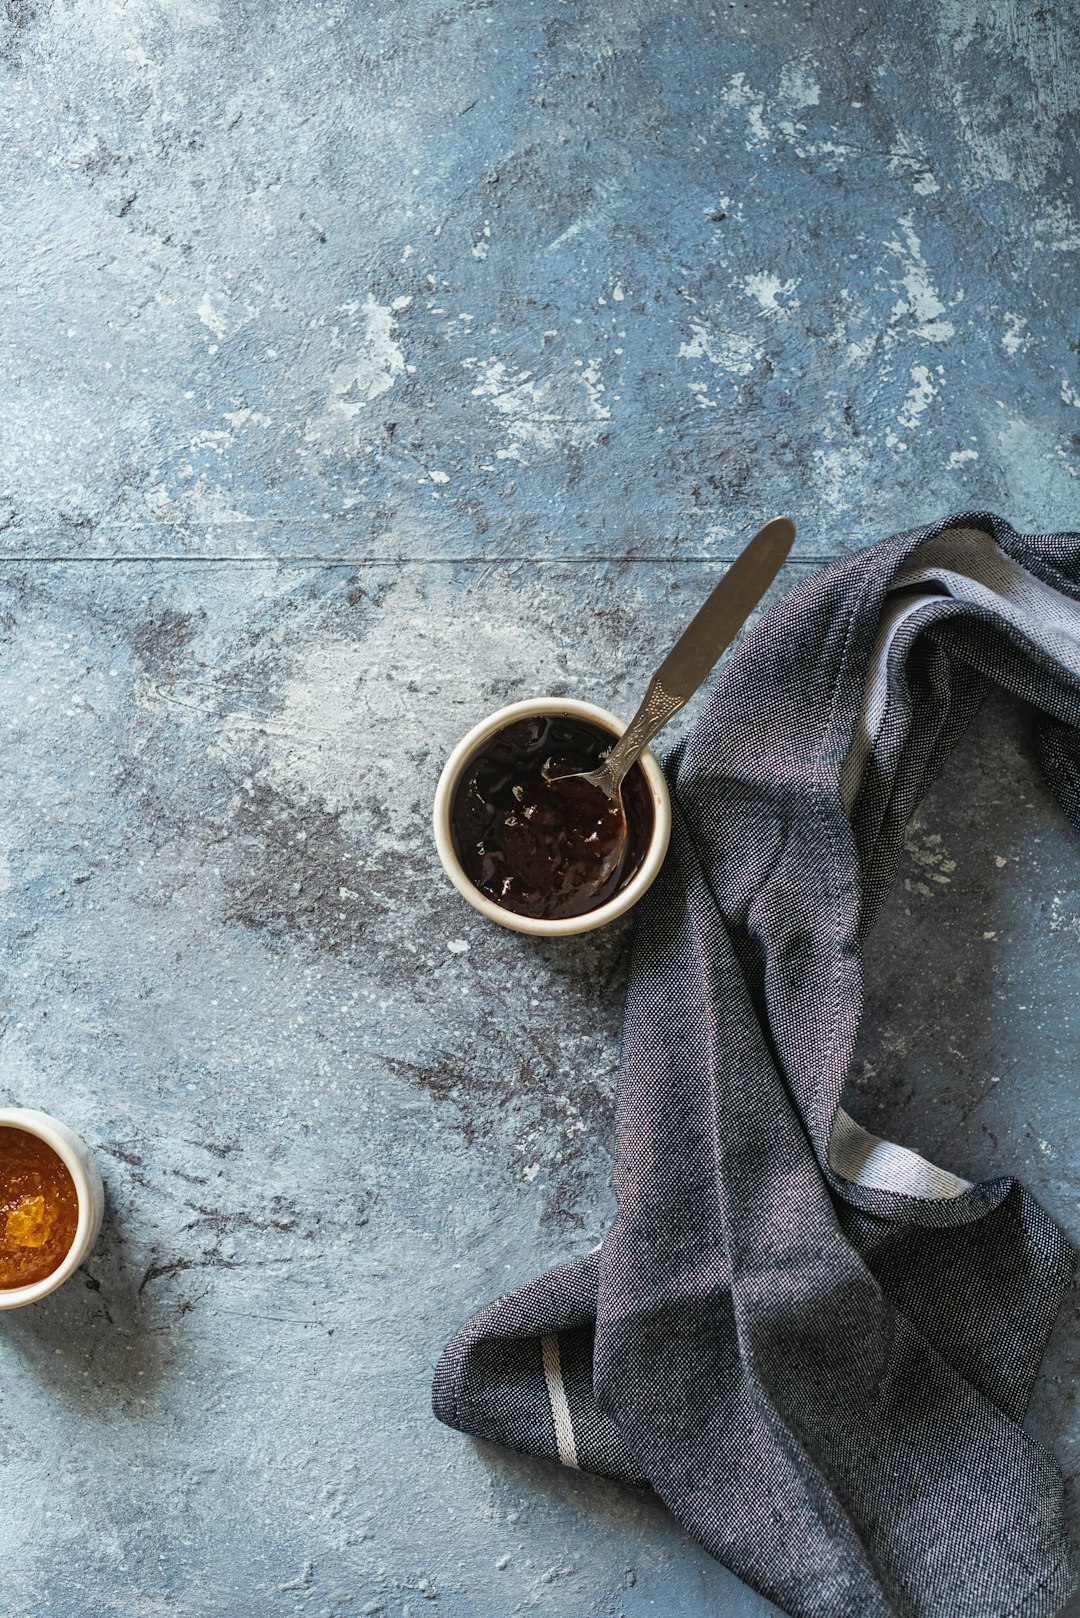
xmin=0 ymin=1 xmax=1077 ymax=1614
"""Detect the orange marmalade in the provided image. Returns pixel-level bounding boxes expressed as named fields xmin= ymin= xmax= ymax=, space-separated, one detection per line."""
xmin=0 ymin=1127 xmax=79 ymax=1287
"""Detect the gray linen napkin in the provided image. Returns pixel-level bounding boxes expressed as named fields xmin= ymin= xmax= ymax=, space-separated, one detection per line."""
xmin=433 ymin=513 xmax=1080 ymax=1618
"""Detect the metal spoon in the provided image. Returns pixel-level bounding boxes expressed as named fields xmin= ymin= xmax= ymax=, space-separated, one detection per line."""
xmin=544 ymin=515 xmax=796 ymax=892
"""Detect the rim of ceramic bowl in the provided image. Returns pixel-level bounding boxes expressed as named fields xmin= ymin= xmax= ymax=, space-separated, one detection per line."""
xmin=0 ymin=1107 xmax=102 ymax=1308
xmin=433 ymin=697 xmax=672 ymax=937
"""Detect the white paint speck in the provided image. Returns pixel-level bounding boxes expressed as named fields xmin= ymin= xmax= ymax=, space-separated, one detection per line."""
xmin=223 ymin=408 xmax=268 ymax=430
xmin=580 ymin=361 xmax=609 ymax=417
xmin=743 ymin=274 xmax=799 ymax=315
xmin=897 ymin=364 xmax=940 ymax=431
xmin=844 ymin=334 xmax=878 ymax=367
xmin=447 ymin=939 xmax=469 ymax=954
xmin=304 ymin=296 xmax=407 ymax=443
xmin=886 ymin=217 xmax=955 ymax=343
xmin=778 ymin=63 xmax=821 ymax=108
xmin=1001 ymin=312 xmax=1028 ymax=354
xmin=467 ymin=354 xmax=609 ymax=460
xmin=144 ymin=476 xmax=253 ymax=527
xmin=678 ymin=322 xmax=756 ymax=374
xmin=198 ymin=288 xmax=228 ymax=340
xmin=721 ymin=73 xmax=770 ymax=145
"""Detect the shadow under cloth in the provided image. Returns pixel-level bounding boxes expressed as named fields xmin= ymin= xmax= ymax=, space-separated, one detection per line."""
xmin=433 ymin=513 xmax=1080 ymax=1618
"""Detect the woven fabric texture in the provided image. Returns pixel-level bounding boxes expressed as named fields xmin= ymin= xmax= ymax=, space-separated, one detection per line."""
xmin=432 ymin=514 xmax=1080 ymax=1618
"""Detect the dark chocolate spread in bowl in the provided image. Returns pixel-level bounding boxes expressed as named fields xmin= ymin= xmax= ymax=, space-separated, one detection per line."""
xmin=449 ymin=715 xmax=655 ymax=921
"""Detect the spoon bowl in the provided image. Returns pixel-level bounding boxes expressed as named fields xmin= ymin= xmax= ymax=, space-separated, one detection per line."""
xmin=540 ymin=756 xmax=630 ymax=901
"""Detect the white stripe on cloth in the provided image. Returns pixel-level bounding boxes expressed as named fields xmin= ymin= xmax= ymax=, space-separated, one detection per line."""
xmin=540 ymin=1333 xmax=579 ymax=1469
xmin=832 ymin=525 xmax=1080 ymax=1201
xmin=841 ymin=525 xmax=1080 ymax=812
xmin=830 ymin=1106 xmax=972 ymax=1199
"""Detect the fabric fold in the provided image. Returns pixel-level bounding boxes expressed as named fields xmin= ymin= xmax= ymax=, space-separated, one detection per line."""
xmin=433 ymin=513 xmax=1080 ymax=1618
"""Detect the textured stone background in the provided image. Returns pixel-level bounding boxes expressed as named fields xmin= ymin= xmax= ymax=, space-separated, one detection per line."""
xmin=1 ymin=1 xmax=1078 ymax=1614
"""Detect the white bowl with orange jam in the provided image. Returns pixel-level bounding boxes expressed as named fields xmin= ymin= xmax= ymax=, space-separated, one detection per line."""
xmin=0 ymin=1108 xmax=104 ymax=1308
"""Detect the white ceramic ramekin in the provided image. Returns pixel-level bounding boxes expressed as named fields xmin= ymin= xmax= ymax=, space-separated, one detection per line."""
xmin=433 ymin=697 xmax=672 ymax=937
xmin=0 ymin=1107 xmax=105 ymax=1309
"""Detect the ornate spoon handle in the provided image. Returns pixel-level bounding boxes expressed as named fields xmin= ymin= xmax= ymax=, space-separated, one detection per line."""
xmin=595 ymin=516 xmax=796 ymax=794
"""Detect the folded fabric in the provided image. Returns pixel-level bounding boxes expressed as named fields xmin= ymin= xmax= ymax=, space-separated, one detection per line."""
xmin=433 ymin=513 xmax=1080 ymax=1618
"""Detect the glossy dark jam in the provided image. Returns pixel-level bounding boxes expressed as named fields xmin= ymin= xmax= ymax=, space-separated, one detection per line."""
xmin=450 ymin=715 xmax=655 ymax=921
